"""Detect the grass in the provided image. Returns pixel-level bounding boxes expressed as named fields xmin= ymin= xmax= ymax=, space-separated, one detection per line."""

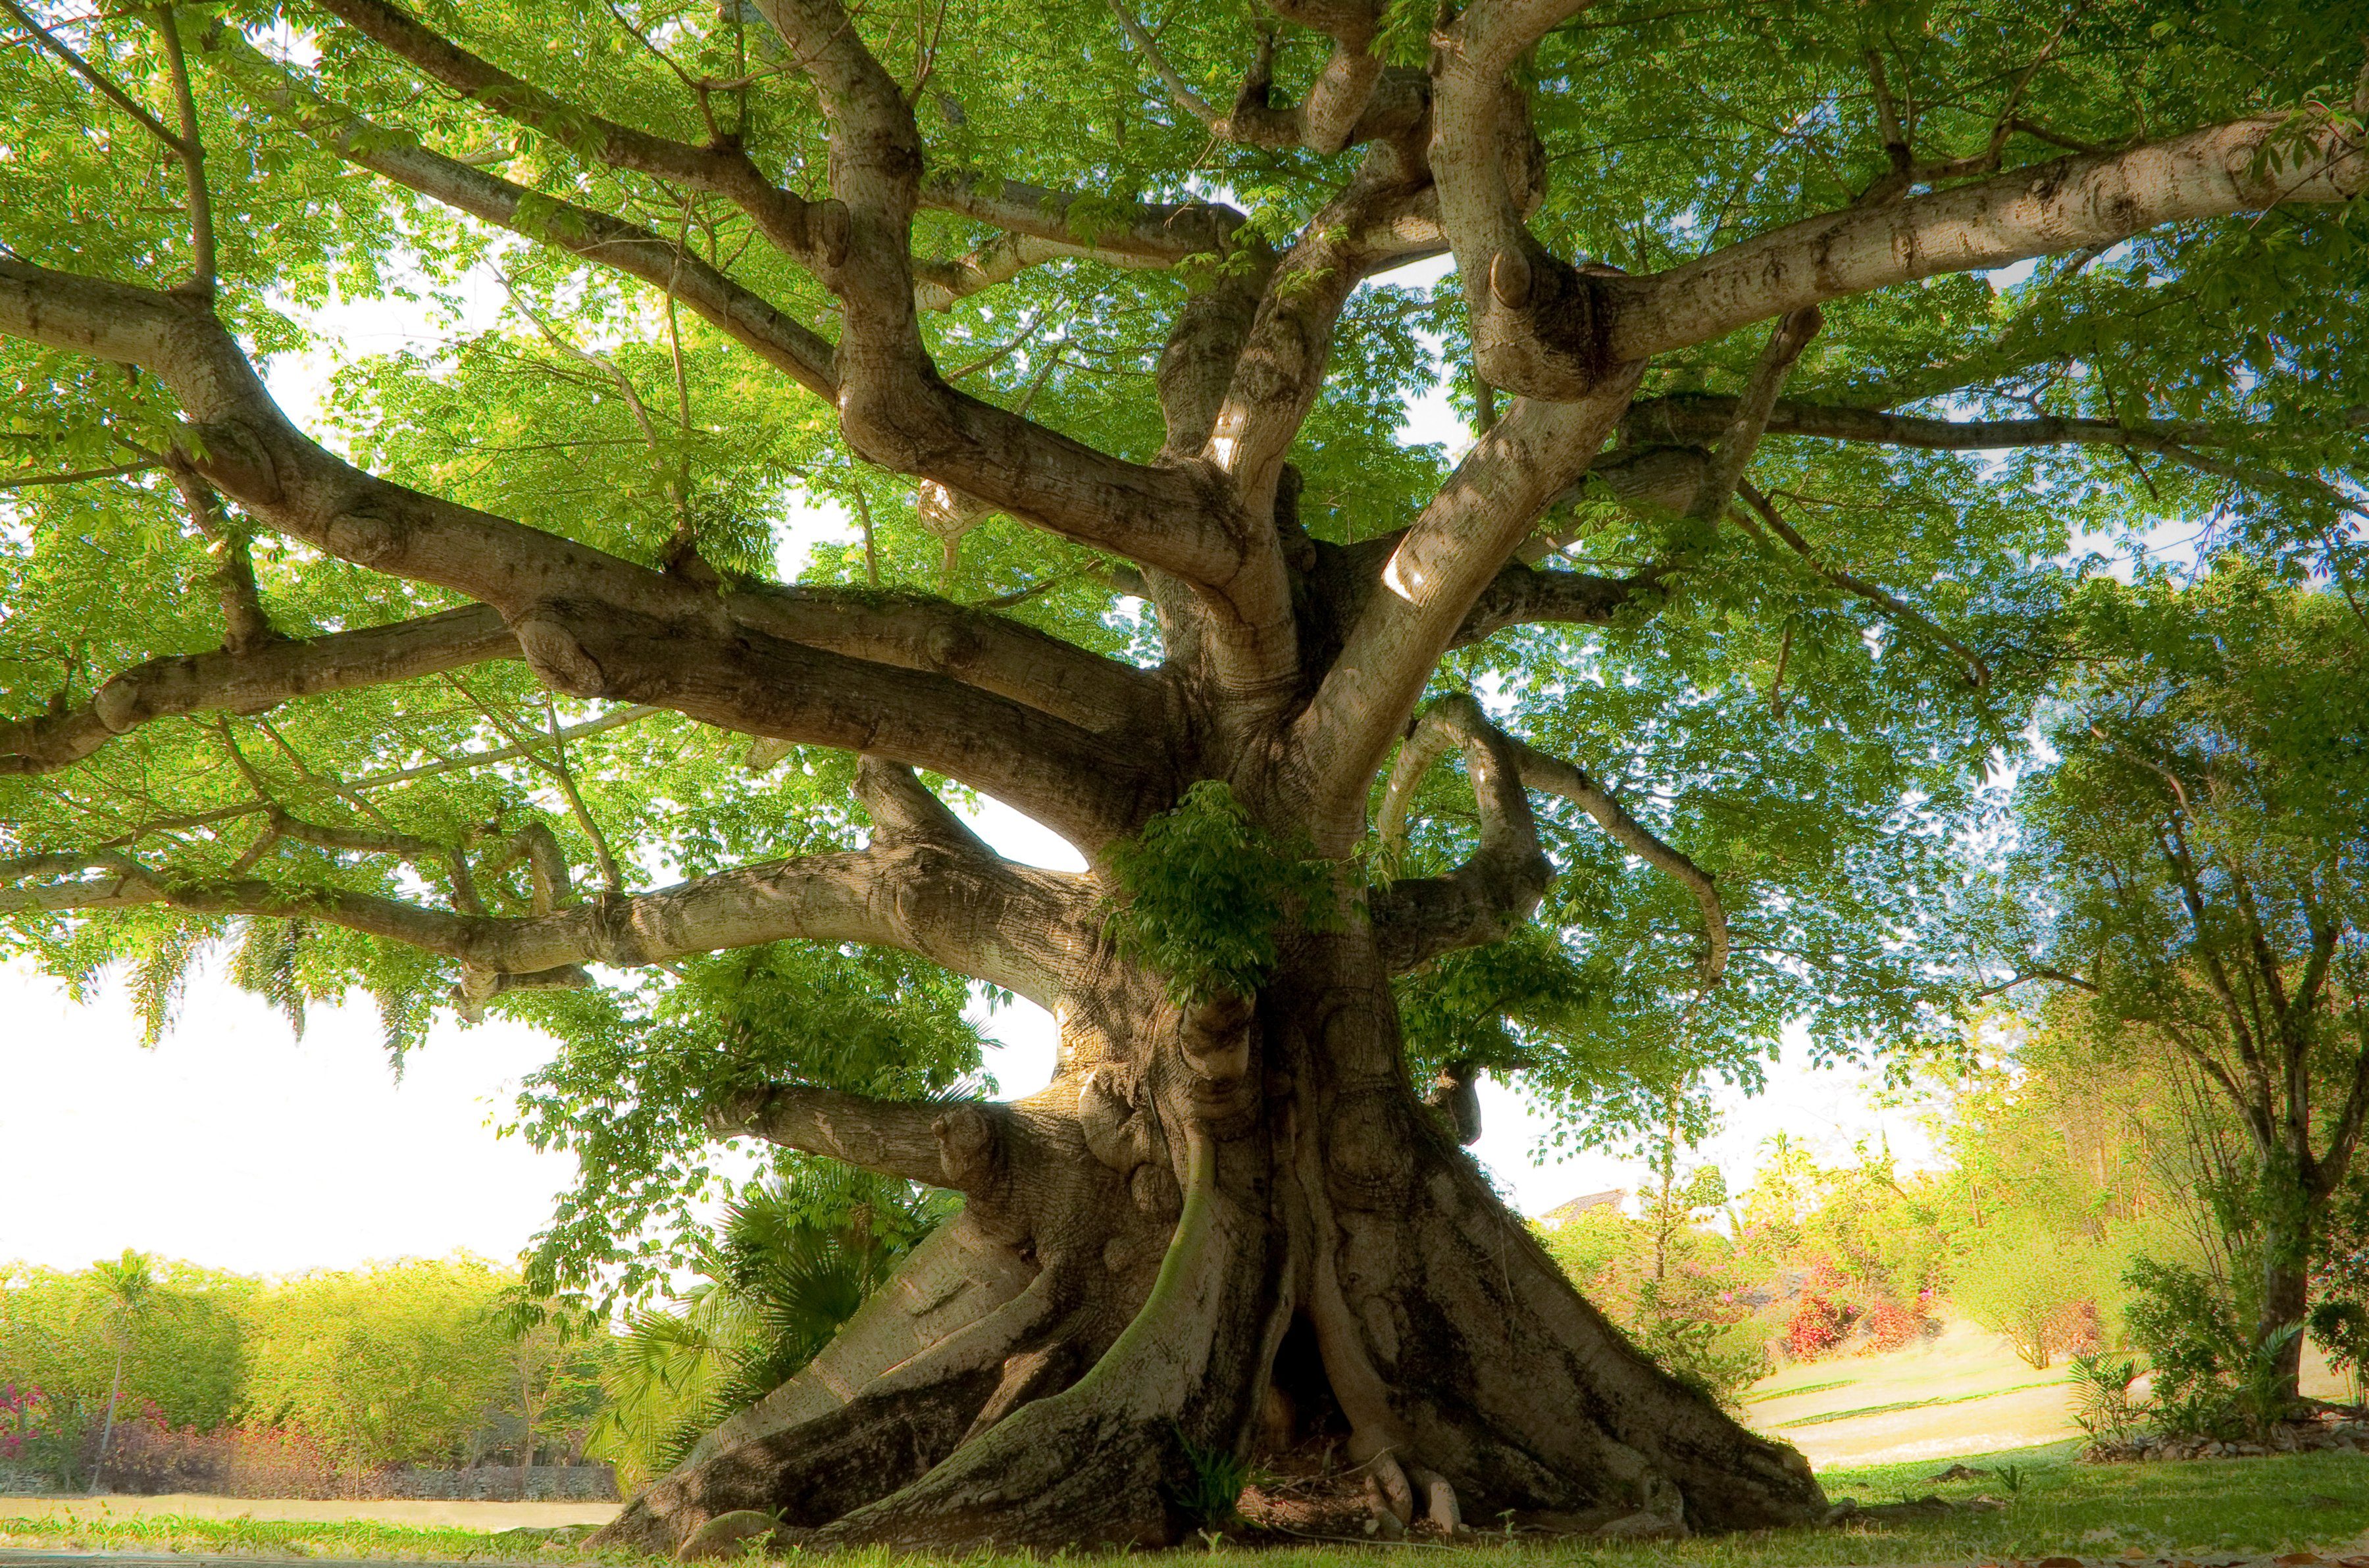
xmin=1746 ymin=1378 xmax=1858 ymax=1405
xmin=2 ymin=1445 xmax=2364 ymax=1565
xmin=1775 ymin=1380 xmax=2064 ymax=1429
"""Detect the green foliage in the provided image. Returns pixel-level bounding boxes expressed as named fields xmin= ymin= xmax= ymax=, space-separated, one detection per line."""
xmin=505 ymin=942 xmax=981 ymax=1309
xmin=2308 ymin=1300 xmax=2369 ymax=1404
xmin=2121 ymin=1255 xmax=2289 ymax=1442
xmin=0 ymin=1258 xmax=251 ymax=1434
xmin=240 ymin=1257 xmax=517 ymax=1469
xmin=2066 ymin=1353 xmax=2143 ymax=1447
xmin=588 ymin=1167 xmax=948 ymax=1487
xmin=1541 ymin=1206 xmax=1770 ymax=1409
xmin=1103 ymin=782 xmax=1338 ymax=1005
xmin=1949 ymin=1219 xmax=2123 ymax=1371
xmin=1165 ymin=1425 xmax=1251 ymax=1530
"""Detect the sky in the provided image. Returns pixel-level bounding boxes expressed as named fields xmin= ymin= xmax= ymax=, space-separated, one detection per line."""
xmin=1 ymin=253 xmax=1947 ymax=1281
xmin=0 ymin=792 xmax=1935 ymax=1277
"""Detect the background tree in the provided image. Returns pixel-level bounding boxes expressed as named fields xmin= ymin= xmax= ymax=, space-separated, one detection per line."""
xmin=84 ymin=1249 xmax=156 ymax=1494
xmin=1993 ymin=569 xmax=2369 ymax=1401
xmin=240 ymin=1258 xmax=514 ymax=1471
xmin=1 ymin=0 xmax=2364 ymax=1547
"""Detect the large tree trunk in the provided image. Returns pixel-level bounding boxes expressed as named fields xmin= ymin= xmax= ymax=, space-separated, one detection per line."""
xmin=592 ymin=924 xmax=1822 ymax=1553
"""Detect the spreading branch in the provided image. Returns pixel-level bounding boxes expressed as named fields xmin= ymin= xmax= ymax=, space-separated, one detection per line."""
xmin=0 ymin=257 xmax=1165 ymax=846
xmin=1298 ymin=376 xmax=1642 ymax=842
xmin=0 ymin=604 xmax=515 ymax=776
xmin=1 ymin=774 xmax=1089 ymax=1007
xmin=1606 ymin=114 xmax=2368 ymax=365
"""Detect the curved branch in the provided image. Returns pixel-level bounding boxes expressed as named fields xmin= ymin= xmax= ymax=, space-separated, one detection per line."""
xmin=736 ymin=0 xmax=1256 ymax=595
xmin=203 ymin=29 xmax=839 ymax=397
xmin=1430 ymin=0 xmax=1619 ymax=401
xmin=1605 ymin=114 xmax=2368 ymax=365
xmin=311 ymin=0 xmax=850 ymax=274
xmin=0 ymin=604 xmax=516 ymax=776
xmin=1371 ymin=694 xmax=1727 ymax=982
xmin=1452 ymin=559 xmax=1658 ymax=645
xmin=1500 ymin=736 xmax=1727 ymax=985
xmin=1368 ymin=692 xmax=1550 ymax=971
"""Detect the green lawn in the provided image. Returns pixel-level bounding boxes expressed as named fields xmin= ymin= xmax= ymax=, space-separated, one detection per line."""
xmin=3 ymin=1444 xmax=2364 ymax=1565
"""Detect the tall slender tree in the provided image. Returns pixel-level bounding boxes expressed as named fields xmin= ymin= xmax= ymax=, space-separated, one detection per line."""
xmin=3 ymin=0 xmax=2364 ymax=1546
xmin=84 ymin=1249 xmax=155 ymax=1496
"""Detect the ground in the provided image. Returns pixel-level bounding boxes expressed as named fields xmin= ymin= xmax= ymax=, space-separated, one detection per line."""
xmin=7 ymin=1442 xmax=2369 ymax=1565
xmin=5 ymin=1323 xmax=2359 ymax=1562
xmin=1743 ymin=1317 xmax=2352 ymax=1468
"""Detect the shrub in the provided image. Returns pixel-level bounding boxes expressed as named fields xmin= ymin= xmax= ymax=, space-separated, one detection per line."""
xmin=2067 ymin=1353 xmax=2143 ymax=1446
xmin=1785 ymin=1290 xmax=1852 ymax=1360
xmin=1859 ymin=1296 xmax=1933 ymax=1354
xmin=2124 ymin=1255 xmax=2299 ymax=1440
xmin=242 ymin=1257 xmax=513 ymax=1469
xmin=1950 ymin=1222 xmax=2108 ymax=1369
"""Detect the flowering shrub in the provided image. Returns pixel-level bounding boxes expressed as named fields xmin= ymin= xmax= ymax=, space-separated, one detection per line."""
xmin=1860 ymin=1294 xmax=1937 ymax=1353
xmin=1784 ymin=1291 xmax=1853 ymax=1359
xmin=0 ymin=1382 xmax=80 ymax=1488
xmin=78 ymin=1403 xmax=351 ymax=1498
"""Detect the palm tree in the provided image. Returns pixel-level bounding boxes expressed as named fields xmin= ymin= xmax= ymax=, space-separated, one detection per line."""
xmin=86 ymin=1250 xmax=157 ymax=1495
xmin=588 ymin=1170 xmax=945 ymax=1486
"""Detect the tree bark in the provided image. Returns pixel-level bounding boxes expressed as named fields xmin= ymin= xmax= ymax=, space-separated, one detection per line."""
xmin=591 ymin=919 xmax=1822 ymax=1552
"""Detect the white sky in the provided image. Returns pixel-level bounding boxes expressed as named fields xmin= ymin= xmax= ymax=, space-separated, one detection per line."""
xmin=1 ymin=253 xmax=1945 ymax=1280
xmin=0 ymin=794 xmax=1933 ymax=1275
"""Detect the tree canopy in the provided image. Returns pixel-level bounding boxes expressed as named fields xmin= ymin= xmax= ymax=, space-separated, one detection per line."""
xmin=3 ymin=0 xmax=2365 ymax=1545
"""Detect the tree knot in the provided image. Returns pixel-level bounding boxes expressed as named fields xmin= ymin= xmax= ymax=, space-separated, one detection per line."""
xmin=512 ymin=609 xmax=608 ymax=698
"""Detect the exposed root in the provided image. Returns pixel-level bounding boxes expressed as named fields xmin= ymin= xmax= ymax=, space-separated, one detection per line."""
xmin=1408 ymin=1465 xmax=1462 ymax=1534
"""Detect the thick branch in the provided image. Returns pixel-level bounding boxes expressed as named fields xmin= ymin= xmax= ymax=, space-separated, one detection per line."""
xmin=709 ymin=1086 xmax=1013 ymax=1196
xmin=1605 ymin=115 xmax=2368 ymax=365
xmin=0 ymin=604 xmax=515 ymax=776
xmin=1194 ymin=162 xmax=1442 ymax=696
xmin=1430 ymin=0 xmax=1618 ymax=401
xmin=0 ymin=826 xmax=1085 ymax=1007
xmin=0 ymin=259 xmax=1163 ymax=842
xmin=1452 ymin=559 xmax=1659 ymax=645
xmin=1683 ymin=307 xmax=1821 ymax=523
xmin=1297 ymin=378 xmax=1641 ymax=843
xmin=1369 ymin=692 xmax=1552 ymax=970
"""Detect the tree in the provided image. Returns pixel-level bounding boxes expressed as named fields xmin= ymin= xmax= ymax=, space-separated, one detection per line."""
xmin=84 ymin=1249 xmax=157 ymax=1494
xmin=240 ymin=1257 xmax=515 ymax=1469
xmin=1995 ymin=569 xmax=2369 ymax=1402
xmin=1 ymin=0 xmax=2364 ymax=1547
